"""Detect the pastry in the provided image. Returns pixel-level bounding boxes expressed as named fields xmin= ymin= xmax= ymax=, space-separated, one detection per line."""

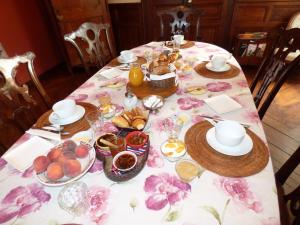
xmin=132 ymin=118 xmax=145 ymax=130
xmin=112 ymin=116 xmax=130 ymax=128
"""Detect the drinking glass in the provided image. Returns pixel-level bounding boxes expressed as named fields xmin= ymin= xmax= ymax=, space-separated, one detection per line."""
xmin=58 ymin=181 xmax=89 ymax=216
xmin=85 ymin=110 xmax=103 ymax=142
xmin=173 ymin=40 xmax=181 ymax=53
xmin=144 ymin=49 xmax=153 ymax=65
xmin=163 ymin=117 xmax=183 ymax=142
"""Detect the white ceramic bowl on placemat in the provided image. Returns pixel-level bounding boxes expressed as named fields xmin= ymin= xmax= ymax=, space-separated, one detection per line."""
xmin=49 ymin=105 xmax=85 ymax=126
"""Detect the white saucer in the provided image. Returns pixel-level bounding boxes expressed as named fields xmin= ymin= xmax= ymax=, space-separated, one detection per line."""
xmin=117 ymin=56 xmax=137 ymax=64
xmin=206 ymin=62 xmax=231 ymax=72
xmin=180 ymin=40 xmax=188 ymax=45
xmin=206 ymin=127 xmax=253 ymax=156
xmin=49 ymin=105 xmax=85 ymax=126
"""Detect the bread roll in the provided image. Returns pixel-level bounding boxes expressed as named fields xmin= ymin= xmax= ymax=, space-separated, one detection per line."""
xmin=112 ymin=116 xmax=129 ymax=128
xmin=132 ymin=119 xmax=145 ymax=130
xmin=152 ymin=65 xmax=170 ymax=75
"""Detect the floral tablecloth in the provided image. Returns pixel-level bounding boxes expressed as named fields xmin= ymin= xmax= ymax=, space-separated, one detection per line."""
xmin=0 ymin=42 xmax=280 ymax=225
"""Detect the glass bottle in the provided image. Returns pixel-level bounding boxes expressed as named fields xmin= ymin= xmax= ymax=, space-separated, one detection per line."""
xmin=129 ymin=63 xmax=144 ymax=87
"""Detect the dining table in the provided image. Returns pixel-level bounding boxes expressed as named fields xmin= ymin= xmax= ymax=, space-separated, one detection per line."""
xmin=0 ymin=41 xmax=280 ymax=225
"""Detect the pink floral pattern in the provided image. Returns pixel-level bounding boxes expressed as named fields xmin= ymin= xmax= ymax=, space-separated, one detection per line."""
xmin=0 ymin=159 xmax=7 ymax=171
xmin=68 ymin=94 xmax=89 ymax=102
xmin=215 ymin=177 xmax=262 ymax=213
xmin=236 ymin=80 xmax=249 ymax=88
xmin=88 ymin=186 xmax=110 ymax=225
xmin=89 ymin=159 xmax=103 ymax=173
xmin=177 ymin=97 xmax=204 ymax=110
xmin=147 ymin=146 xmax=164 ymax=168
xmin=0 ymin=183 xmax=51 ymax=223
xmin=78 ymin=82 xmax=95 ymax=89
xmin=206 ymin=82 xmax=232 ymax=92
xmin=191 ymin=115 xmax=205 ymax=124
xmin=153 ymin=118 xmax=175 ymax=132
xmin=244 ymin=111 xmax=260 ymax=123
xmin=100 ymin=122 xmax=118 ymax=134
xmin=144 ymin=173 xmax=191 ymax=210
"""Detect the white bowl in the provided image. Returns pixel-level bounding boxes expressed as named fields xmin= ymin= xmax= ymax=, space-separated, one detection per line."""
xmin=215 ymin=120 xmax=246 ymax=146
xmin=112 ymin=151 xmax=137 ymax=172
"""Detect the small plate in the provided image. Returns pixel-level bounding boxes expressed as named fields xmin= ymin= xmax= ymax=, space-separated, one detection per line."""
xmin=180 ymin=40 xmax=188 ymax=45
xmin=206 ymin=127 xmax=253 ymax=156
xmin=49 ymin=105 xmax=85 ymax=126
xmin=161 ymin=140 xmax=186 ymax=162
xmin=117 ymin=56 xmax=138 ymax=64
xmin=36 ymin=144 xmax=96 ymax=187
xmin=72 ymin=129 xmax=93 ymax=144
xmin=205 ymin=62 xmax=231 ymax=72
xmin=142 ymin=95 xmax=164 ymax=110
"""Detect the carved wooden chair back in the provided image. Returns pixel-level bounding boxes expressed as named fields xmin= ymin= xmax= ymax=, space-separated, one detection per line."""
xmin=156 ymin=5 xmax=202 ymax=41
xmin=275 ymin=146 xmax=300 ymax=225
xmin=64 ymin=22 xmax=116 ymax=73
xmin=250 ymin=28 xmax=300 ymax=119
xmin=287 ymin=12 xmax=300 ymax=29
xmin=0 ymin=52 xmax=50 ymax=152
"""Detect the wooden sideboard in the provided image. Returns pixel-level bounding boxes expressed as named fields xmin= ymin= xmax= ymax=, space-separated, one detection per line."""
xmin=109 ymin=0 xmax=300 ymax=54
xmin=43 ymin=0 xmax=300 ymax=66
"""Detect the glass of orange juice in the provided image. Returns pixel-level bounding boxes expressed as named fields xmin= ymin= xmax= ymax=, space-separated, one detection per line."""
xmin=129 ymin=63 xmax=144 ymax=87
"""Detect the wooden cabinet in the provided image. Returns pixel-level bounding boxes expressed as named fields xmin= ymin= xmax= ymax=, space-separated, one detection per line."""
xmin=229 ymin=0 xmax=300 ymax=48
xmin=142 ymin=0 xmax=231 ymax=48
xmin=109 ymin=3 xmax=145 ymax=53
xmin=44 ymin=0 xmax=115 ymax=69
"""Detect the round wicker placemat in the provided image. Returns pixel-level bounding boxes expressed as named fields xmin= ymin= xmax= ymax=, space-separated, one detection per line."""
xmin=194 ymin=62 xmax=241 ymax=79
xmin=166 ymin=41 xmax=195 ymax=49
xmin=108 ymin=56 xmax=146 ymax=67
xmin=35 ymin=102 xmax=97 ymax=139
xmin=184 ymin=121 xmax=269 ymax=177
xmin=127 ymin=81 xmax=178 ymax=99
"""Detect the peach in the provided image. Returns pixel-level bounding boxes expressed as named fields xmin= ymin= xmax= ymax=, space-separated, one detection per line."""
xmin=46 ymin=162 xmax=64 ymax=181
xmin=47 ymin=147 xmax=62 ymax=162
xmin=75 ymin=144 xmax=89 ymax=158
xmin=33 ymin=156 xmax=50 ymax=173
xmin=62 ymin=150 xmax=76 ymax=159
xmin=63 ymin=159 xmax=81 ymax=177
xmin=62 ymin=140 xmax=77 ymax=152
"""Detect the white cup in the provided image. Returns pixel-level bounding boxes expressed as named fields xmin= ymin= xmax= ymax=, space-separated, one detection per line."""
xmin=172 ymin=35 xmax=184 ymax=44
xmin=52 ymin=99 xmax=76 ymax=120
xmin=120 ymin=50 xmax=134 ymax=61
xmin=215 ymin=120 xmax=246 ymax=146
xmin=211 ymin=55 xmax=227 ymax=70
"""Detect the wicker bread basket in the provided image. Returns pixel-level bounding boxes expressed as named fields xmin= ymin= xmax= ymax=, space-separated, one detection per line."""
xmin=148 ymin=63 xmax=176 ymax=88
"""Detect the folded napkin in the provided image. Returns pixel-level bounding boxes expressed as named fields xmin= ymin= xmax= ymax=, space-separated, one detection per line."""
xmin=149 ymin=72 xmax=176 ymax=80
xmin=204 ymin=94 xmax=242 ymax=114
xmin=98 ymin=68 xmax=126 ymax=79
xmin=26 ymin=128 xmax=61 ymax=141
xmin=3 ymin=136 xmax=54 ymax=171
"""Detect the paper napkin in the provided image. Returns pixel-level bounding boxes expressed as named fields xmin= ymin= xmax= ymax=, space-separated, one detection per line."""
xmin=3 ymin=136 xmax=54 ymax=171
xmin=98 ymin=68 xmax=124 ymax=79
xmin=204 ymin=94 xmax=242 ymax=114
xmin=26 ymin=128 xmax=61 ymax=141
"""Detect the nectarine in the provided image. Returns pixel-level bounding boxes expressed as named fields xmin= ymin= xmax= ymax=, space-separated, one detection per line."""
xmin=47 ymin=162 xmax=64 ymax=181
xmin=47 ymin=147 xmax=62 ymax=162
xmin=33 ymin=156 xmax=50 ymax=173
xmin=63 ymin=159 xmax=81 ymax=177
xmin=62 ymin=140 xmax=77 ymax=152
xmin=75 ymin=144 xmax=89 ymax=158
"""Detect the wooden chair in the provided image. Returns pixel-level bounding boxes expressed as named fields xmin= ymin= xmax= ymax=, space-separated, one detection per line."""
xmin=64 ymin=22 xmax=116 ymax=74
xmin=0 ymin=52 xmax=50 ymax=153
xmin=156 ymin=5 xmax=202 ymax=41
xmin=250 ymin=28 xmax=300 ymax=119
xmin=275 ymin=146 xmax=300 ymax=225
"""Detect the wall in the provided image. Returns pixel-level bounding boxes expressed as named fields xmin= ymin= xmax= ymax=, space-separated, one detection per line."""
xmin=0 ymin=0 xmax=62 ymax=84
